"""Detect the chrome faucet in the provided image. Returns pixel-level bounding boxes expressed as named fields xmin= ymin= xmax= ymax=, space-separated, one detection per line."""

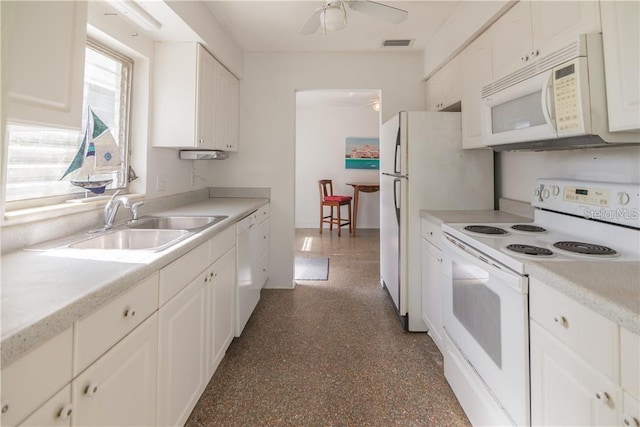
xmin=104 ymin=190 xmax=130 ymax=229
xmin=131 ymin=201 xmax=144 ymax=221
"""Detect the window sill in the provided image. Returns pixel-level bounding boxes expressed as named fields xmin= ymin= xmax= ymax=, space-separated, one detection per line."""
xmin=3 ymin=194 xmax=145 ymax=227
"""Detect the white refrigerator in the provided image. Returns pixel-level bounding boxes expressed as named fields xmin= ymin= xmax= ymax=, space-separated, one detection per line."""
xmin=380 ymin=111 xmax=494 ymax=331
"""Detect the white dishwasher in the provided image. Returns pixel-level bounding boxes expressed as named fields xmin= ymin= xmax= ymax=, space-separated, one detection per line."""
xmin=236 ymin=205 xmax=270 ymax=336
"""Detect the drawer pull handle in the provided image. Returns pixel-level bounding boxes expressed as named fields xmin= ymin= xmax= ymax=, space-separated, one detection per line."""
xmin=595 ymin=391 xmax=609 ymax=403
xmin=553 ymin=315 xmax=567 ymax=326
xmin=2 ymin=403 xmax=8 ymax=414
xmin=623 ymin=415 xmax=640 ymax=426
xmin=124 ymin=308 xmax=136 ymax=318
xmin=84 ymin=383 xmax=99 ymax=396
xmin=58 ymin=404 xmax=73 ymax=420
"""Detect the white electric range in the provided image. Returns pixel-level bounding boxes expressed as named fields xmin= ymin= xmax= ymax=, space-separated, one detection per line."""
xmin=439 ymin=178 xmax=640 ymax=426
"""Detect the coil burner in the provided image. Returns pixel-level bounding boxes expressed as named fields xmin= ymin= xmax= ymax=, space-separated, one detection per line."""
xmin=464 ymin=225 xmax=508 ymax=235
xmin=505 ymin=244 xmax=554 ymax=256
xmin=553 ymin=241 xmax=617 ymax=256
xmin=511 ymin=224 xmax=547 ymax=233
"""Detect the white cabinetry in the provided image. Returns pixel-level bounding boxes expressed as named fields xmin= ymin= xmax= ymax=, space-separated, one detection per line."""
xmin=4 ymin=1 xmax=87 ymax=129
xmin=152 ymin=43 xmax=239 ymax=151
xmin=601 ymin=1 xmax=640 ymax=132
xmin=460 ymin=32 xmax=492 ymax=149
xmin=0 ymin=328 xmax=73 ymax=427
xmin=491 ymin=1 xmax=600 ymax=79
xmin=420 ymin=217 xmax=443 ymax=353
xmin=530 ymin=277 xmax=631 ymax=426
xmin=425 ymin=56 xmax=461 ymax=112
xmin=72 ymin=315 xmax=158 ymax=427
xmin=18 ymin=386 xmax=72 ymax=427
xmin=157 ymin=224 xmax=237 ymax=426
xmin=207 ymin=248 xmax=236 ymax=378
xmin=157 ymin=272 xmax=207 ymax=427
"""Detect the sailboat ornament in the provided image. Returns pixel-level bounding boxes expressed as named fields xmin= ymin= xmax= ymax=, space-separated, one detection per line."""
xmin=60 ymin=107 xmax=122 ymax=194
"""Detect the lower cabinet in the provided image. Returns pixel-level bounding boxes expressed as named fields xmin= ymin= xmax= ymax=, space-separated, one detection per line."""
xmin=529 ymin=277 xmax=639 ymax=426
xmin=530 ymin=321 xmax=620 ymax=426
xmin=420 ymin=216 xmax=444 ymax=353
xmin=207 ymin=248 xmax=236 ymax=378
xmin=157 ymin=275 xmax=207 ymax=427
xmin=18 ymin=386 xmax=72 ymax=427
xmin=72 ymin=315 xmax=159 ymax=427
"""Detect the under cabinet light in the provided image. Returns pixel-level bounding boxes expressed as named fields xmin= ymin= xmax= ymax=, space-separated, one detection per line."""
xmin=106 ymin=0 xmax=162 ymax=31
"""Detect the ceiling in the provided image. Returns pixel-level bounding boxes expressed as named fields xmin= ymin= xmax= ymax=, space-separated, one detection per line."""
xmin=297 ymin=89 xmax=381 ymax=108
xmin=204 ymin=1 xmax=461 ymax=53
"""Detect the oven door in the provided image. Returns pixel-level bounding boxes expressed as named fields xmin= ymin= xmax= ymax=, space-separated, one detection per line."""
xmin=442 ymin=233 xmax=529 ymax=426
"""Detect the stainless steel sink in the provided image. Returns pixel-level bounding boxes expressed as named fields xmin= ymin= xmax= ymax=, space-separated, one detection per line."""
xmin=126 ymin=215 xmax=227 ymax=231
xmin=69 ymin=229 xmax=190 ymax=251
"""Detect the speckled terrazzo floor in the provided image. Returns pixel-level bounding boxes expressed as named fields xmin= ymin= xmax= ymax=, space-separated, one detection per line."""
xmin=185 ymin=228 xmax=470 ymax=426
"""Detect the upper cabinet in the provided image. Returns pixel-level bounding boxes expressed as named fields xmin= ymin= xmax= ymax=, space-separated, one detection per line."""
xmin=460 ymin=32 xmax=492 ymax=149
xmin=491 ymin=1 xmax=600 ymax=79
xmin=425 ymin=55 xmax=461 ymax=112
xmin=4 ymin=1 xmax=87 ymax=129
xmin=600 ymin=1 xmax=640 ymax=132
xmin=152 ymin=43 xmax=239 ymax=151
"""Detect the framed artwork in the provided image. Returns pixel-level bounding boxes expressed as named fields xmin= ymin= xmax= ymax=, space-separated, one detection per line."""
xmin=345 ymin=137 xmax=379 ymax=169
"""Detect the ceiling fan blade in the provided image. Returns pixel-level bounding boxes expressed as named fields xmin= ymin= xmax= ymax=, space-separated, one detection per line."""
xmin=345 ymin=0 xmax=408 ymax=24
xmin=300 ymin=7 xmax=324 ymax=35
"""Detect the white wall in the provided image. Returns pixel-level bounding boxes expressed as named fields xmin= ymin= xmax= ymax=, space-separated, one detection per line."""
xmin=204 ymin=52 xmax=425 ymax=288
xmin=496 ymin=145 xmax=640 ymax=201
xmin=295 ymin=102 xmax=380 ymax=229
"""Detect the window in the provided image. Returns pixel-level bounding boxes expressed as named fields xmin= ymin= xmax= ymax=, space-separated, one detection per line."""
xmin=5 ymin=40 xmax=133 ymax=206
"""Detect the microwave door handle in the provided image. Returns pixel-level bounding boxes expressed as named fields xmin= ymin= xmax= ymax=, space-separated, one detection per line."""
xmin=541 ymin=71 xmax=556 ymax=132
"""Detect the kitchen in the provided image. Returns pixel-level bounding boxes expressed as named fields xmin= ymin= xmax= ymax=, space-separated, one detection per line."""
xmin=1 ymin=1 xmax=639 ymax=426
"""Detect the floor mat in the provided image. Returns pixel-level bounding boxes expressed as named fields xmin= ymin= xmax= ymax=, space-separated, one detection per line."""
xmin=294 ymin=257 xmax=329 ymax=281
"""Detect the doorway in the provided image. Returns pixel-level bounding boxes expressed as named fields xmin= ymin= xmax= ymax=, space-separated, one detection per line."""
xmin=294 ymin=89 xmax=382 ymax=234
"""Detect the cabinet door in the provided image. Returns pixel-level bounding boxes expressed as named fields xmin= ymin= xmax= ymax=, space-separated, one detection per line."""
xmin=5 ymin=1 xmax=87 ymax=129
xmin=461 ymin=31 xmax=492 ymax=149
xmin=18 ymin=386 xmax=71 ymax=427
xmin=530 ymin=321 xmax=621 ymax=426
xmin=227 ymin=73 xmax=240 ymax=152
xmin=530 ymin=1 xmax=600 ymax=58
xmin=157 ymin=276 xmax=207 ymax=427
xmin=601 ymin=1 xmax=640 ymax=132
xmin=207 ymin=249 xmax=236 ymax=378
xmin=421 ymin=238 xmax=443 ymax=353
xmin=622 ymin=392 xmax=640 ymax=427
xmin=425 ymin=58 xmax=461 ymax=112
xmin=72 ymin=315 xmax=158 ymax=427
xmin=425 ymin=77 xmax=439 ymax=112
xmin=490 ymin=1 xmax=533 ymax=79
xmin=196 ymin=46 xmax=218 ymax=150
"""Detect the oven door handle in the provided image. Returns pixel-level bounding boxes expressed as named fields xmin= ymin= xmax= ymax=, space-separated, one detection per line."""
xmin=442 ymin=233 xmax=527 ymax=294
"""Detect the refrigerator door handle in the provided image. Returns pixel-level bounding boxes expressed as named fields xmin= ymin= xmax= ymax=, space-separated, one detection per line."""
xmin=393 ymin=127 xmax=401 ymax=174
xmin=393 ymin=178 xmax=401 ymax=226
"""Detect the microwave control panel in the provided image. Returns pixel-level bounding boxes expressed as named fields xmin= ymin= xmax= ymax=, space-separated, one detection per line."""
xmin=553 ymin=63 xmax=581 ymax=133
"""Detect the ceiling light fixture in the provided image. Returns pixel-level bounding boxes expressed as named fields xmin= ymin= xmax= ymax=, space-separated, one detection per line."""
xmin=372 ymin=101 xmax=381 ymax=112
xmin=320 ymin=3 xmax=346 ymax=33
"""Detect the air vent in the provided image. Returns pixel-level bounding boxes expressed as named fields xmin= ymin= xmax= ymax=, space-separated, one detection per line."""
xmin=382 ymin=39 xmax=413 ymax=47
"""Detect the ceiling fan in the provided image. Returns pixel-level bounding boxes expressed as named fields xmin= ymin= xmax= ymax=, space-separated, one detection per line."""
xmin=300 ymin=1 xmax=408 ymax=35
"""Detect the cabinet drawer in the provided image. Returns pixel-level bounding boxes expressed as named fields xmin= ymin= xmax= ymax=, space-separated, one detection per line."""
xmin=1 ymin=328 xmax=72 ymax=427
xmin=74 ymin=273 xmax=159 ymax=374
xmin=210 ymin=225 xmax=235 ymax=264
xmin=18 ymin=385 xmax=71 ymax=427
xmin=421 ymin=217 xmax=442 ymax=248
xmin=257 ymin=204 xmax=270 ymax=223
xmin=530 ymin=278 xmax=619 ymax=380
xmin=621 ymin=328 xmax=640 ymax=400
xmin=623 ymin=392 xmax=640 ymax=427
xmin=159 ymin=241 xmax=209 ymax=306
xmin=256 ymin=218 xmax=270 ymax=255
xmin=257 ymin=250 xmax=269 ymax=288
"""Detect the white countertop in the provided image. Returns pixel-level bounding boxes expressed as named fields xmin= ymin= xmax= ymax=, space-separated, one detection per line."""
xmin=421 ymin=209 xmax=640 ymax=335
xmin=1 ymin=197 xmax=268 ymax=366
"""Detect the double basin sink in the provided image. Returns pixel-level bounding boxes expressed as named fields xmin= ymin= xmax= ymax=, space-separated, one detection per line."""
xmin=46 ymin=216 xmax=228 ymax=252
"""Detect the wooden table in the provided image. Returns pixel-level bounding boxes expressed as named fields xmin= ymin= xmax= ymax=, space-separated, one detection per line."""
xmin=346 ymin=182 xmax=380 ymax=236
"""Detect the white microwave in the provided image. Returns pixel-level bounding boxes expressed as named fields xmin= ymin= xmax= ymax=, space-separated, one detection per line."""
xmin=481 ymin=34 xmax=638 ymax=150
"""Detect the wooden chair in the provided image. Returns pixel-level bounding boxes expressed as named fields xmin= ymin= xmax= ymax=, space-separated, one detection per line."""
xmin=318 ymin=179 xmax=352 ymax=237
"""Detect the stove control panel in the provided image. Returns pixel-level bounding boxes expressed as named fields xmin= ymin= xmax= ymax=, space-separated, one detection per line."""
xmin=533 ymin=179 xmax=640 ymax=228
